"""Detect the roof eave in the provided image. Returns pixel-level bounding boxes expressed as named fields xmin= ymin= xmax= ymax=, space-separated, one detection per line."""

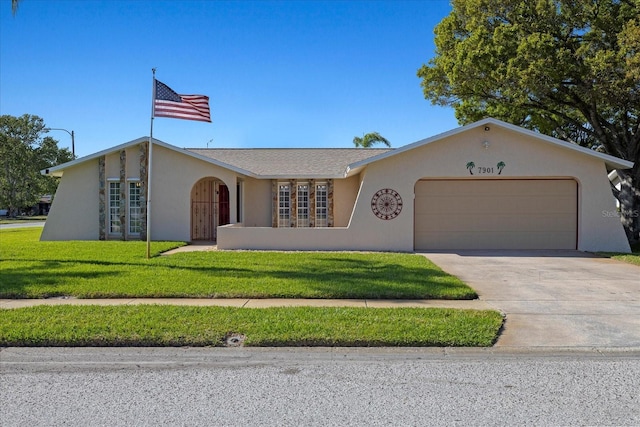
xmin=41 ymin=137 xmax=258 ymax=178
xmin=41 ymin=136 xmax=151 ymax=177
xmin=260 ymin=174 xmax=345 ymax=180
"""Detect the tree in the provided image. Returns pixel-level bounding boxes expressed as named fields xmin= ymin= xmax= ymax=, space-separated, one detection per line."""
xmin=418 ymin=0 xmax=640 ymax=245
xmin=0 ymin=114 xmax=73 ymax=217
xmin=11 ymin=0 xmax=20 ymax=16
xmin=353 ymin=132 xmax=391 ymax=148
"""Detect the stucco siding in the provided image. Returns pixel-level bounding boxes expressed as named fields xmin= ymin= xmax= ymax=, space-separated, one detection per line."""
xmin=148 ymin=145 xmax=239 ymax=241
xmin=354 ymin=126 xmax=629 ymax=252
xmin=574 ymin=160 xmax=630 ymax=252
xmin=125 ymin=146 xmax=139 ymax=177
xmin=241 ymin=177 xmax=272 ymax=227
xmin=217 ymin=224 xmax=409 ymax=251
xmin=105 ymin=152 xmax=121 ymax=179
xmin=333 ymin=175 xmax=360 ymax=227
xmin=41 ymin=160 xmax=100 ymax=240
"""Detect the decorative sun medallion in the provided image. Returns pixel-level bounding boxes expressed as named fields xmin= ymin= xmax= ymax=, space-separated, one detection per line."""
xmin=371 ymin=188 xmax=403 ymax=220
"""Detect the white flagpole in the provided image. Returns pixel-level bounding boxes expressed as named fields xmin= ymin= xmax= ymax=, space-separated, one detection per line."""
xmin=147 ymin=68 xmax=156 ymax=259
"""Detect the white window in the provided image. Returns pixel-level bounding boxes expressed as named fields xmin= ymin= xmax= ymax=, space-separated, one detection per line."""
xmin=278 ymin=183 xmax=290 ymax=227
xmin=108 ymin=181 xmax=121 ymax=233
xmin=315 ymin=183 xmax=328 ymax=227
xmin=129 ymin=181 xmax=142 ymax=235
xmin=297 ymin=183 xmax=309 ymax=227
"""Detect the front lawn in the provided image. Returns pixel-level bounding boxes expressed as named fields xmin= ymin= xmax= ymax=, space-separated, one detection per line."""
xmin=0 ymin=305 xmax=503 ymax=347
xmin=0 ymin=228 xmax=476 ymax=299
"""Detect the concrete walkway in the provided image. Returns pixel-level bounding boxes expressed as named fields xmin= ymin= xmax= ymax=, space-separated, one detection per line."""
xmin=0 ymin=297 xmax=492 ymax=310
xmin=421 ymin=250 xmax=640 ymax=348
xmin=161 ymin=242 xmax=217 ymax=255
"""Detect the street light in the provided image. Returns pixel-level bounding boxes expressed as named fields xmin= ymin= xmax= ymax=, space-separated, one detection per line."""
xmin=44 ymin=127 xmax=75 ymax=157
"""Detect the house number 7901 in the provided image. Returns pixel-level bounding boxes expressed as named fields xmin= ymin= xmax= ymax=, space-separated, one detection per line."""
xmin=465 ymin=161 xmax=506 ymax=175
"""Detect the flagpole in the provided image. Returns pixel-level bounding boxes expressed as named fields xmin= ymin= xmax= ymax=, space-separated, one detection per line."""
xmin=147 ymin=68 xmax=156 ymax=259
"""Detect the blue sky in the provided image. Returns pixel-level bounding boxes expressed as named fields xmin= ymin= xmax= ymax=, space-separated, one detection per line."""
xmin=1 ymin=0 xmax=458 ymax=158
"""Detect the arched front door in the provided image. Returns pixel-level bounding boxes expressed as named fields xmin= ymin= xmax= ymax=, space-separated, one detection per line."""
xmin=191 ymin=178 xmax=230 ymax=241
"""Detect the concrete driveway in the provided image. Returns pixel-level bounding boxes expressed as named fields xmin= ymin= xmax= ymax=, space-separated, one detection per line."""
xmin=422 ymin=251 xmax=640 ymax=348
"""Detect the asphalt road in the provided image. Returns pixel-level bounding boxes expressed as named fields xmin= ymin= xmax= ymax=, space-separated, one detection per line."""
xmin=2 ymin=347 xmax=639 ymax=426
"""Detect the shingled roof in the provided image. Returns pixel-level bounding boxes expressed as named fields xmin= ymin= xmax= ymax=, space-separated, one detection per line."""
xmin=187 ymin=148 xmax=392 ymax=178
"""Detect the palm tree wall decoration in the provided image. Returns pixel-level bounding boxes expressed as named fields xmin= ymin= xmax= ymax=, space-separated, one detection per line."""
xmin=466 ymin=161 xmax=475 ymax=175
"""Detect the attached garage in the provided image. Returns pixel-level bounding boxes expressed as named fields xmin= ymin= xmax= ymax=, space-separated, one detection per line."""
xmin=414 ymin=179 xmax=578 ymax=250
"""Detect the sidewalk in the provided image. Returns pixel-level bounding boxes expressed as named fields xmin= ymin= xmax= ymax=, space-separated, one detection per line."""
xmin=0 ymin=297 xmax=493 ymax=310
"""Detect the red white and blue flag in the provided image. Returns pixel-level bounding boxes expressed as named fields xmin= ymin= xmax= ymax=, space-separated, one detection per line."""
xmin=153 ymin=80 xmax=211 ymax=122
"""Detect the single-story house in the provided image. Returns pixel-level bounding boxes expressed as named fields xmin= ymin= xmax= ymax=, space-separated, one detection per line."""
xmin=41 ymin=118 xmax=633 ymax=253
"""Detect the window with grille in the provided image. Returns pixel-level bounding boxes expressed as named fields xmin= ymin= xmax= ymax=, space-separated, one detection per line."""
xmin=108 ymin=181 xmax=121 ymax=233
xmin=129 ymin=181 xmax=141 ymax=235
xmin=315 ymin=183 xmax=328 ymax=227
xmin=297 ymin=183 xmax=309 ymax=227
xmin=278 ymin=183 xmax=290 ymax=227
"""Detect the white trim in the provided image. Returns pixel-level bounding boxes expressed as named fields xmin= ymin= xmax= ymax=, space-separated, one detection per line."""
xmin=42 ymin=137 xmax=257 ymax=178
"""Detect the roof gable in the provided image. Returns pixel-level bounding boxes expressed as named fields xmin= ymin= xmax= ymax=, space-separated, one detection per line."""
xmin=347 ymin=118 xmax=634 ymax=172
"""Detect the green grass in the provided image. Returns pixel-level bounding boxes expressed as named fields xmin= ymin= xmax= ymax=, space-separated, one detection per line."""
xmin=0 ymin=305 xmax=503 ymax=347
xmin=607 ymin=253 xmax=640 ymax=266
xmin=0 ymin=228 xmax=476 ymax=299
xmin=600 ymin=242 xmax=640 ymax=266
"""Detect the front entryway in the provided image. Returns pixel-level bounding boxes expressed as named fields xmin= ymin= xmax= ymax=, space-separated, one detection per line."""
xmin=191 ymin=178 xmax=230 ymax=241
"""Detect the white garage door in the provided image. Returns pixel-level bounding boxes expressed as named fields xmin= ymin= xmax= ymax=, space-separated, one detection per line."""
xmin=415 ymin=180 xmax=577 ymax=250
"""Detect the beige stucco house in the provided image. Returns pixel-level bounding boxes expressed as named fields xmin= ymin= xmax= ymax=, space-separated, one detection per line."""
xmin=41 ymin=118 xmax=633 ymax=253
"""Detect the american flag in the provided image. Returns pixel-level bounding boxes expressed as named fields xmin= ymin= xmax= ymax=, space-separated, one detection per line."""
xmin=153 ymin=80 xmax=211 ymax=122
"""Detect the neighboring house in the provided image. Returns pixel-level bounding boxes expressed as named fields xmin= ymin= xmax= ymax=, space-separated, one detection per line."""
xmin=0 ymin=196 xmax=50 ymax=217
xmin=36 ymin=195 xmax=52 ymax=215
xmin=41 ymin=118 xmax=633 ymax=253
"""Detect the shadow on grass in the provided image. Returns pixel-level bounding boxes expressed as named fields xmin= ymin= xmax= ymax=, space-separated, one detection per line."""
xmin=264 ymin=263 xmax=475 ymax=299
xmin=0 ymin=258 xmax=253 ymax=298
xmin=0 ymin=261 xmax=121 ymax=298
xmin=0 ymin=254 xmax=476 ymax=300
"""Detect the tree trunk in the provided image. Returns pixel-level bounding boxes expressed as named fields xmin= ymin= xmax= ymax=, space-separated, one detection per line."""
xmin=617 ymin=166 xmax=640 ymax=247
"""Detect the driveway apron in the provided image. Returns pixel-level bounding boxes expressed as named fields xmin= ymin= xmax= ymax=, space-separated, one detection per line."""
xmin=421 ymin=251 xmax=640 ymax=348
